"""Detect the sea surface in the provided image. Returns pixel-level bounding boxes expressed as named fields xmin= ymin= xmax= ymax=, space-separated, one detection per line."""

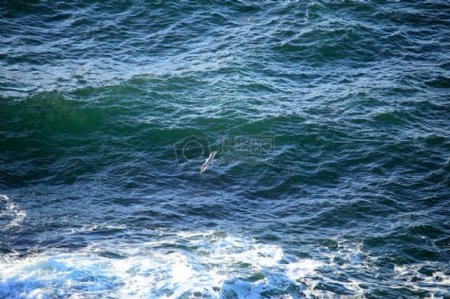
xmin=1 ymin=1 xmax=449 ymax=298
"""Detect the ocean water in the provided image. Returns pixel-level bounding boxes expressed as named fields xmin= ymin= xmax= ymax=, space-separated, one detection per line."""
xmin=0 ymin=0 xmax=449 ymax=298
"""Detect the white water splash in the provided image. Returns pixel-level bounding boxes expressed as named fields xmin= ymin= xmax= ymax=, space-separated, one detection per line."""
xmin=1 ymin=231 xmax=448 ymax=298
xmin=0 ymin=194 xmax=26 ymax=230
xmin=0 ymin=231 xmax=321 ymax=298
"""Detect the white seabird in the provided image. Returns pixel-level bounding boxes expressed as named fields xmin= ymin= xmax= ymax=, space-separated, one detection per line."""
xmin=200 ymin=151 xmax=218 ymax=175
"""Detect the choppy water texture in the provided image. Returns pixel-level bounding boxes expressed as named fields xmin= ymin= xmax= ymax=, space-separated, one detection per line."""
xmin=1 ymin=1 xmax=450 ymax=298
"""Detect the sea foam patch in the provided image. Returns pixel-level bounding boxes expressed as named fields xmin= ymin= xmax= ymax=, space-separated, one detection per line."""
xmin=2 ymin=231 xmax=448 ymax=298
xmin=0 ymin=194 xmax=26 ymax=230
xmin=0 ymin=231 xmax=322 ymax=298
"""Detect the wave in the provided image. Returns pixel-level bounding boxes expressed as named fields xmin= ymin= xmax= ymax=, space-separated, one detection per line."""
xmin=0 ymin=231 xmax=321 ymax=298
xmin=1 ymin=230 xmax=448 ymax=298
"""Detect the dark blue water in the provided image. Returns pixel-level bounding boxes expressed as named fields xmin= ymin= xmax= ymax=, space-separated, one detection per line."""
xmin=1 ymin=1 xmax=449 ymax=298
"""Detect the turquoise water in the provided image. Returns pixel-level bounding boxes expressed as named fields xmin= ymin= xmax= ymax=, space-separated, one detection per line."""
xmin=1 ymin=1 xmax=449 ymax=298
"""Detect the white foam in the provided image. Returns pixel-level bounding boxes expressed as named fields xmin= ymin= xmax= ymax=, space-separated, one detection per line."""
xmin=0 ymin=231 xmax=322 ymax=298
xmin=286 ymin=259 xmax=322 ymax=279
xmin=0 ymin=194 xmax=26 ymax=230
xmin=394 ymin=263 xmax=450 ymax=296
xmin=2 ymin=231 xmax=448 ymax=298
